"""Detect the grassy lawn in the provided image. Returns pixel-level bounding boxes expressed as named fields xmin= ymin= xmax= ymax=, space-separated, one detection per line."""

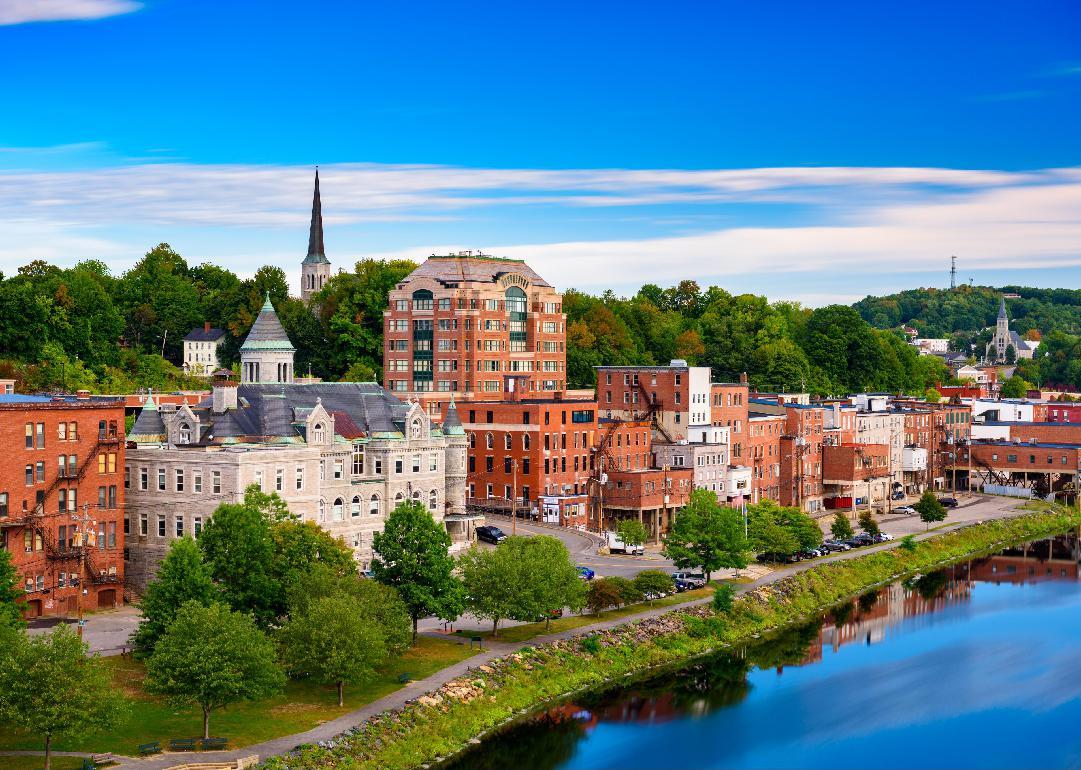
xmin=0 ymin=758 xmax=86 ymax=770
xmin=0 ymin=636 xmax=475 ymax=756
xmin=453 ymin=585 xmax=718 ymax=644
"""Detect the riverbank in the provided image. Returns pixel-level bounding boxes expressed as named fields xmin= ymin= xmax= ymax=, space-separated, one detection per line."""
xmin=260 ymin=505 xmax=1081 ymax=770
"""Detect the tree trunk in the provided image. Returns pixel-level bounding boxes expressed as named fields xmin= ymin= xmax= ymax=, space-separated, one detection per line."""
xmin=43 ymin=734 xmax=51 ymax=770
xmin=545 ymin=616 xmax=551 ymax=631
xmin=492 ymin=618 xmax=499 ymax=636
xmin=412 ymin=616 xmax=419 ymax=645
xmin=337 ymin=680 xmax=344 ymax=707
xmin=203 ymin=705 xmax=211 ymax=740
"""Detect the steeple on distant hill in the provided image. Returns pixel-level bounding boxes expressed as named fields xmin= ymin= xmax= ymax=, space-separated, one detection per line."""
xmin=301 ymin=169 xmax=331 ymax=303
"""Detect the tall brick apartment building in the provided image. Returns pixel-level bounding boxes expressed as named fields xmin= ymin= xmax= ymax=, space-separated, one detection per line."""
xmin=383 ymin=253 xmax=567 ymax=418
xmin=0 ymin=399 xmax=126 ymax=618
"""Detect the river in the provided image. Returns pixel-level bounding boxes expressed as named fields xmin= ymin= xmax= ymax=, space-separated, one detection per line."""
xmin=448 ymin=534 xmax=1081 ymax=770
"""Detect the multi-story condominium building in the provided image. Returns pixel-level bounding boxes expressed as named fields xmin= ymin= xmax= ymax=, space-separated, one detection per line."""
xmin=182 ymin=323 xmax=226 ymax=376
xmin=596 ymin=360 xmax=711 ymax=441
xmin=459 ymin=389 xmax=596 ymax=528
xmin=0 ymin=398 xmax=125 ymax=617
xmin=383 ymin=253 xmax=567 ymax=418
xmin=124 ymin=298 xmax=469 ymax=592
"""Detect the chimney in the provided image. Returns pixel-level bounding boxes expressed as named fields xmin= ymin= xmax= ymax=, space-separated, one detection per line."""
xmin=739 ymin=372 xmax=748 ymax=386
xmin=76 ymin=389 xmax=91 ymax=400
xmin=204 ymin=321 xmax=211 ymax=333
xmin=213 ymin=381 xmax=239 ymax=413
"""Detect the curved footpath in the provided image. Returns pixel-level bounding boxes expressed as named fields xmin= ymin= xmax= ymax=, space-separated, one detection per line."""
xmin=4 ymin=496 xmax=1039 ymax=769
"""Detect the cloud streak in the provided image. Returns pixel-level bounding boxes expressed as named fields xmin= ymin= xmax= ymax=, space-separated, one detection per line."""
xmin=0 ymin=157 xmax=1079 ymax=303
xmin=0 ymin=0 xmax=140 ymax=25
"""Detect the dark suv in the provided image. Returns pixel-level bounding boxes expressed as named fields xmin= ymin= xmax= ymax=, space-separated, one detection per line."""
xmin=476 ymin=525 xmax=507 ymax=544
xmin=938 ymin=497 xmax=959 ymax=508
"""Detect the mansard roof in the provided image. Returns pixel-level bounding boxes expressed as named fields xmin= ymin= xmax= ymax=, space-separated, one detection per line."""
xmin=401 ymin=254 xmax=553 ymax=289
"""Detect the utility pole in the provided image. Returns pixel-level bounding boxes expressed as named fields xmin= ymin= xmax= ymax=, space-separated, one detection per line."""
xmin=511 ymin=458 xmax=518 ymax=536
xmin=659 ymin=464 xmax=670 ymax=545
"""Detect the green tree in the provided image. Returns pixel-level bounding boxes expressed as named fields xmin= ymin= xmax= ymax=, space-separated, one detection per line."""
xmin=279 ymin=593 xmax=387 ymax=706
xmin=131 ymin=536 xmax=217 ymax=656
xmin=616 ymin=519 xmax=649 ymax=549
xmin=712 ymin=583 xmax=737 ymax=613
xmin=372 ymin=500 xmax=463 ymax=643
xmin=288 ymin=566 xmax=411 ymax=656
xmin=633 ymin=570 xmax=675 ymax=604
xmin=459 ymin=536 xmax=585 ymax=633
xmin=924 ymin=387 xmax=942 ymax=403
xmin=857 ymin=511 xmax=880 ymax=538
xmin=1000 ymin=374 xmax=1031 ymax=399
xmin=663 ymin=489 xmax=748 ymax=581
xmin=586 ymin=578 xmax=623 ymax=614
xmin=1005 ymin=344 xmax=1017 ymax=364
xmin=604 ymin=575 xmax=642 ymax=606
xmin=145 ymin=601 xmax=284 ymax=739
xmin=0 ymin=625 xmax=127 ymax=769
xmin=830 ymin=512 xmax=854 ymax=541
xmin=914 ymin=490 xmax=947 ymax=529
xmin=0 ymin=549 xmax=25 ymax=631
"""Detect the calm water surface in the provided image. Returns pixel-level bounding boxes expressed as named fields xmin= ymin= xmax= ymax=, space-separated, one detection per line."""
xmin=449 ymin=535 xmax=1081 ymax=770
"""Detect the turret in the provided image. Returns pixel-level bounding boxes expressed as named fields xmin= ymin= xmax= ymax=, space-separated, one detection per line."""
xmin=240 ymin=294 xmax=296 ymax=383
xmin=442 ymin=400 xmax=467 ymax=516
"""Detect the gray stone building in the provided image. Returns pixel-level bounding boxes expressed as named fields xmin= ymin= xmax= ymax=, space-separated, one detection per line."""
xmin=124 ymin=297 xmax=470 ymax=592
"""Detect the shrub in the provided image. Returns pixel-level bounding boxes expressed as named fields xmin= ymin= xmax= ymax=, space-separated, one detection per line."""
xmin=900 ymin=534 xmax=918 ymax=553
xmin=579 ymin=636 xmax=601 ymax=655
xmin=605 ymin=576 xmax=643 ymax=606
xmin=712 ymin=583 xmax=737 ymax=613
xmin=586 ymin=578 xmax=624 ymax=614
xmin=633 ymin=570 xmax=675 ymax=604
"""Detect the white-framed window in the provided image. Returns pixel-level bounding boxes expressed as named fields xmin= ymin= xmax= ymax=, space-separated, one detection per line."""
xmin=175 ymin=515 xmax=184 ymax=537
xmin=212 ymin=470 xmax=221 ymax=494
xmin=369 ymin=495 xmax=380 ymax=516
xmin=429 ymin=454 xmax=438 ymax=472
xmin=276 ymin=468 xmax=284 ymax=491
xmin=175 ymin=468 xmax=184 ymax=492
xmin=296 ymin=466 xmax=304 ymax=490
xmin=334 ymin=460 xmax=344 ymax=480
xmin=193 ymin=471 xmax=202 ymax=493
xmin=352 ymin=445 xmax=364 ymax=475
xmin=333 ymin=498 xmax=344 ymax=521
xmin=412 ymin=455 xmax=421 ymax=473
xmin=157 ymin=468 xmax=165 ymax=491
xmin=429 ymin=489 xmax=438 ymax=510
xmin=254 ymin=470 xmax=263 ymax=490
xmin=140 ymin=467 xmax=148 ymax=491
xmin=312 ymin=423 xmax=326 ymax=444
xmin=351 ymin=496 xmax=361 ymax=517
xmin=317 ymin=499 xmax=326 ymax=522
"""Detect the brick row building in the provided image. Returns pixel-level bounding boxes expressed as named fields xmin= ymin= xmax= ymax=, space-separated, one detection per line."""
xmin=0 ymin=399 xmax=126 ymax=617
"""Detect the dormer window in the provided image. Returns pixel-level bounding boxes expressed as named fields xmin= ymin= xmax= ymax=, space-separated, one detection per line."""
xmin=411 ymin=419 xmax=422 ymax=439
xmin=312 ymin=423 xmax=326 ymax=444
xmin=179 ymin=422 xmax=192 ymax=443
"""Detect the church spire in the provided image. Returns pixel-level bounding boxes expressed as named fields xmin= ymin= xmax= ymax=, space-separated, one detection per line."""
xmin=306 ymin=169 xmax=325 ymax=260
xmin=998 ymin=296 xmax=1008 ymax=321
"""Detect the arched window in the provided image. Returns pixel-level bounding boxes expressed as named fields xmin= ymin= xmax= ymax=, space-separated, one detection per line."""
xmin=317 ymin=499 xmax=326 ymax=522
xmin=429 ymin=489 xmax=438 ymax=511
xmin=412 ymin=490 xmax=421 ymax=502
xmin=178 ymin=422 xmax=192 ymax=443
xmin=506 ymin=286 xmax=527 ymax=352
xmin=486 ymin=432 xmax=494 ymax=450
xmin=333 ymin=498 xmax=344 ymax=521
xmin=504 ymin=433 xmax=512 ymax=450
xmin=351 ymin=495 xmax=361 ymax=517
xmin=522 ymin=434 xmax=530 ymax=450
xmin=412 ymin=288 xmax=433 ymax=310
xmin=369 ymin=494 xmax=380 ymax=516
xmin=394 ymin=492 xmax=404 ymax=504
xmin=469 ymin=432 xmax=476 ymax=449
xmin=312 ymin=423 xmax=326 ymax=444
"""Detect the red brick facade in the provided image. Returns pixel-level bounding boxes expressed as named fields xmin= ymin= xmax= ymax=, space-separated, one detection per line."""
xmin=746 ymin=413 xmax=784 ymax=504
xmin=711 ymin=382 xmax=749 ymax=459
xmin=780 ymin=406 xmax=825 ymax=512
xmin=0 ymin=402 xmax=126 ymax=618
xmin=823 ymin=443 xmax=890 ymax=483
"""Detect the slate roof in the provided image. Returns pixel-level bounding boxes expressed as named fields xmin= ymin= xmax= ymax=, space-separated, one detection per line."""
xmin=303 ymin=169 xmax=330 ymax=265
xmin=138 ymin=383 xmax=419 ymax=445
xmin=184 ymin=327 xmax=226 ymax=342
xmin=442 ymin=400 xmax=464 ymax=436
xmin=129 ymin=394 xmax=166 ymax=442
xmin=402 ymin=255 xmax=553 ymax=288
xmin=240 ymin=295 xmax=296 ymax=352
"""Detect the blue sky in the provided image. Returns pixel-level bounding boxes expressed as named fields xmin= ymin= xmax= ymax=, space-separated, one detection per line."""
xmin=1 ymin=0 xmax=1080 ymax=304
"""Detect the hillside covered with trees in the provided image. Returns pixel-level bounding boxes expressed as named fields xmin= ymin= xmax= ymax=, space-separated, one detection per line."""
xmin=1 ymin=246 xmax=954 ymax=398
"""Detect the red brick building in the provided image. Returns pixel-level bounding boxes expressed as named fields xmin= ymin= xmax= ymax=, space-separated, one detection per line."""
xmin=780 ymin=404 xmax=825 ymax=513
xmin=1036 ymin=403 xmax=1081 ymax=423
xmin=822 ymin=442 xmax=891 ymax=510
xmin=746 ymin=412 xmax=784 ymax=504
xmin=383 ymin=254 xmax=567 ymax=418
xmin=0 ymin=400 xmax=126 ymax=618
xmin=596 ymin=362 xmax=712 ymax=442
xmin=711 ymin=381 xmax=749 ymax=460
xmin=460 ymin=394 xmax=596 ymax=527
xmin=961 ymin=440 xmax=1081 ymax=498
xmin=600 ymin=465 xmax=693 ymax=539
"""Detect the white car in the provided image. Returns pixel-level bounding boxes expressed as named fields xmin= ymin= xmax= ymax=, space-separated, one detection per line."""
xmin=895 ymin=505 xmax=917 ymax=516
xmin=878 ymin=532 xmax=894 ymax=541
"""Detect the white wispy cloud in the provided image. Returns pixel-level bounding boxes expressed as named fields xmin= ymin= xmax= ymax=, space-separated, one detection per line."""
xmin=0 ymin=157 xmax=1079 ymax=304
xmin=0 ymin=0 xmax=140 ymax=25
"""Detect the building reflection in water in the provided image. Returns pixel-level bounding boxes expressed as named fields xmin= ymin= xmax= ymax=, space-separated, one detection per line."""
xmin=448 ymin=534 xmax=1079 ymax=769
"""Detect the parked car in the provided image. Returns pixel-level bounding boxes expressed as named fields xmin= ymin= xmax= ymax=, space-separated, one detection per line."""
xmin=360 ymin=569 xmax=375 ymax=579
xmin=852 ymin=534 xmax=876 ymax=546
xmin=799 ymin=548 xmax=824 ymax=559
xmin=877 ymin=532 xmax=894 ymax=541
xmin=605 ymin=531 xmax=645 ymax=556
xmin=576 ymin=566 xmax=595 ymax=581
xmin=891 ymin=491 xmax=905 ymax=500
xmin=842 ymin=538 xmax=866 ymax=548
xmin=895 ymin=505 xmax=917 ymax=515
xmin=671 ymin=571 xmax=706 ymax=590
xmin=534 ymin=608 xmax=564 ymax=622
xmin=821 ymin=541 xmax=851 ymax=553
xmin=938 ymin=497 xmax=959 ymax=508
xmin=476 ymin=525 xmax=507 ymax=544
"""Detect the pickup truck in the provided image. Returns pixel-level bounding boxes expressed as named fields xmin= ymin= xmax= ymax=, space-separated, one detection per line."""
xmin=671 ymin=571 xmax=706 ymax=591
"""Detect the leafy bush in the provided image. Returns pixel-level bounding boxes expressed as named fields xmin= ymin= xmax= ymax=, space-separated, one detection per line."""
xmin=712 ymin=583 xmax=737 ymax=613
xmin=579 ymin=636 xmax=601 ymax=655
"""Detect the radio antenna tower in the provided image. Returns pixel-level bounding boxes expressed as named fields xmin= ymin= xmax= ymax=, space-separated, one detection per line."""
xmin=950 ymin=256 xmax=957 ymax=290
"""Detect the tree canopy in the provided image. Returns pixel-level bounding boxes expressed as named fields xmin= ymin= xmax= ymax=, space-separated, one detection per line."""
xmin=663 ymin=489 xmax=748 ymax=581
xmin=131 ymin=535 xmax=217 ymax=656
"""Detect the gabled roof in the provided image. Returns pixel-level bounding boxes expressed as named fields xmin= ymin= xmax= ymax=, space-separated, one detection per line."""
xmin=184 ymin=327 xmax=226 ymax=342
xmin=240 ymin=295 xmax=296 ymax=352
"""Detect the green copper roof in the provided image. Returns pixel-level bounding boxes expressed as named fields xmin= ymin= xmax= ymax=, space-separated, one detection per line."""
xmin=240 ymin=294 xmax=296 ymax=352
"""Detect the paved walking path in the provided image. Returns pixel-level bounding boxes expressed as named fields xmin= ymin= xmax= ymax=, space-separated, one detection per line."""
xmin=96 ymin=494 xmax=1029 ymax=770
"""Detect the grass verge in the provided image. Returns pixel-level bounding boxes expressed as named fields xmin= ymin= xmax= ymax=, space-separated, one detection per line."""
xmin=262 ymin=506 xmax=1081 ymax=770
xmin=0 ymin=757 xmax=87 ymax=770
xmin=0 ymin=636 xmax=475 ymax=756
